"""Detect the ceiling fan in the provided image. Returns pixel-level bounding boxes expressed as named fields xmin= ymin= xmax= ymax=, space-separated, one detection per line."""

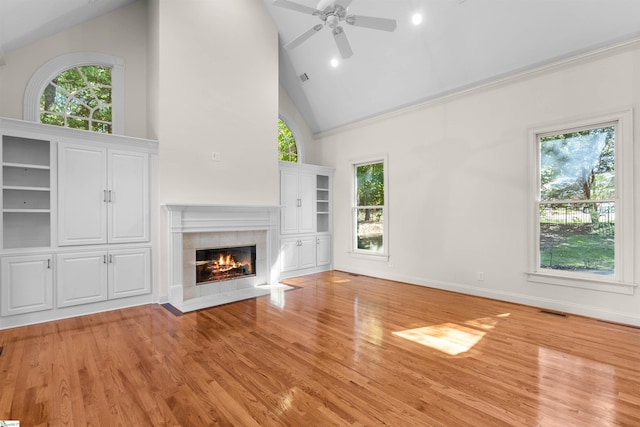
xmin=273 ymin=0 xmax=397 ymax=59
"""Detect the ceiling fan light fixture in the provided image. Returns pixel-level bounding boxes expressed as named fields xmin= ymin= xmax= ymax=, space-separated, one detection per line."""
xmin=330 ymin=58 xmax=339 ymax=68
xmin=412 ymin=13 xmax=423 ymax=26
xmin=273 ymin=0 xmax=397 ymax=58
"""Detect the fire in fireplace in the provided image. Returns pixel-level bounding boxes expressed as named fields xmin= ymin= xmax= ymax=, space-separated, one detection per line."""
xmin=195 ymin=245 xmax=256 ymax=284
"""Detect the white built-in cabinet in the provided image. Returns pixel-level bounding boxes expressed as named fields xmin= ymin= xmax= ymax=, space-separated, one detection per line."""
xmin=281 ymin=170 xmax=315 ymax=234
xmin=56 ymin=248 xmax=150 ymax=308
xmin=58 ymin=143 xmax=149 ymax=246
xmin=1 ymin=254 xmax=53 ymax=316
xmin=279 ymin=162 xmax=333 ymax=278
xmin=0 ymin=117 xmax=157 ymax=328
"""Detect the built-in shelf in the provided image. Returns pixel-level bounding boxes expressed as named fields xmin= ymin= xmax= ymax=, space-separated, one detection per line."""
xmin=3 ymin=162 xmax=50 ymax=170
xmin=316 ymin=174 xmax=330 ymax=233
xmin=2 ymin=135 xmax=51 ymax=249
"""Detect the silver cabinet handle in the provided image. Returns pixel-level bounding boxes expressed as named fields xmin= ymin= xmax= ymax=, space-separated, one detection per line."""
xmin=108 ymin=190 xmax=113 ymax=203
xmin=103 ymin=255 xmax=107 ymax=264
xmin=103 ymin=190 xmax=108 ymax=202
xmin=47 ymin=259 xmax=51 ymax=269
xmin=109 ymin=254 xmax=113 ymax=264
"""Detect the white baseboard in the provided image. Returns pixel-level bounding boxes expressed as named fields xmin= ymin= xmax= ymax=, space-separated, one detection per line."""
xmin=333 ymin=265 xmax=640 ymax=327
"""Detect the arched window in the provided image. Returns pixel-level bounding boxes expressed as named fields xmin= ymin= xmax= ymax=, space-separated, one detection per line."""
xmin=40 ymin=65 xmax=113 ymax=133
xmin=278 ymin=118 xmax=298 ymax=162
xmin=24 ymin=52 xmax=124 ymax=134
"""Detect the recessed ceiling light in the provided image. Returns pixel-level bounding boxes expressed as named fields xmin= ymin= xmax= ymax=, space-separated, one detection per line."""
xmin=330 ymin=58 xmax=339 ymax=68
xmin=412 ymin=13 xmax=423 ymax=26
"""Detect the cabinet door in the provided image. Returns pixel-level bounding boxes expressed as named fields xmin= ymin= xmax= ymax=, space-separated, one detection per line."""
xmin=1 ymin=254 xmax=53 ymax=316
xmin=58 ymin=143 xmax=108 ymax=246
xmin=280 ymin=239 xmax=300 ymax=272
xmin=298 ymin=237 xmax=316 ymax=269
xmin=108 ymin=247 xmax=151 ymax=299
xmin=108 ymin=150 xmax=149 ymax=243
xmin=280 ymin=171 xmax=299 ymax=235
xmin=316 ymin=235 xmax=331 ymax=266
xmin=280 ymin=170 xmax=316 ymax=235
xmin=56 ymin=251 xmax=108 ymax=307
xmin=297 ymin=173 xmax=316 ymax=234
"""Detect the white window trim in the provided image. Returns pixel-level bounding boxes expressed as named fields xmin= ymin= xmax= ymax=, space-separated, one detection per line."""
xmin=278 ymin=113 xmax=304 ymax=163
xmin=350 ymin=153 xmax=389 ymax=261
xmin=24 ymin=52 xmax=124 ymax=135
xmin=527 ymin=109 xmax=636 ymax=295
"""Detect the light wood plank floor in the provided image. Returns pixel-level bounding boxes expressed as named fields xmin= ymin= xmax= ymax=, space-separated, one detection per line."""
xmin=1 ymin=271 xmax=639 ymax=426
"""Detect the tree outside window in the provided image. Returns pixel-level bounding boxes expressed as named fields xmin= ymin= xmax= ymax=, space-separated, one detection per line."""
xmin=538 ymin=125 xmax=615 ymax=274
xmin=355 ymin=161 xmax=385 ymax=253
xmin=278 ymin=119 xmax=298 ymax=162
xmin=40 ymin=65 xmax=113 ymax=133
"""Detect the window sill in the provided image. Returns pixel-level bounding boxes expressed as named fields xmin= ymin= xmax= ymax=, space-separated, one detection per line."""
xmin=527 ymin=271 xmax=636 ymax=295
xmin=349 ymin=251 xmax=389 ymax=262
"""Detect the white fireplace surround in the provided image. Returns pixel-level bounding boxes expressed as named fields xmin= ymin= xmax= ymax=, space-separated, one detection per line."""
xmin=164 ymin=204 xmax=280 ymax=312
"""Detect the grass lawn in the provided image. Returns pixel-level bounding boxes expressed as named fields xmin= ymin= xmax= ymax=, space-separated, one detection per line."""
xmin=540 ymin=223 xmax=614 ymax=273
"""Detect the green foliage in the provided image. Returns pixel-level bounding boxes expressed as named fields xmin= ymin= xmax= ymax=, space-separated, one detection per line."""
xmin=356 ymin=162 xmax=384 ymax=206
xmin=40 ymin=65 xmax=112 ymax=134
xmin=278 ymin=119 xmax=298 ymax=162
xmin=540 ymin=126 xmax=614 ymax=201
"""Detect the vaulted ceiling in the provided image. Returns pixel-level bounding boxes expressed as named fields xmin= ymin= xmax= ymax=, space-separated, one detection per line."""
xmin=263 ymin=0 xmax=640 ymax=134
xmin=2 ymin=0 xmax=640 ymax=135
xmin=0 ymin=0 xmax=136 ymax=64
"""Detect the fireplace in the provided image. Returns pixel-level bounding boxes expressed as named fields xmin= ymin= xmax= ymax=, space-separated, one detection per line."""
xmin=196 ymin=245 xmax=256 ymax=284
xmin=163 ymin=204 xmax=280 ymax=312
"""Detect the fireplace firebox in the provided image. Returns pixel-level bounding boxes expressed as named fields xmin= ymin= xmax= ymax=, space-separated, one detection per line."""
xmin=195 ymin=245 xmax=256 ymax=285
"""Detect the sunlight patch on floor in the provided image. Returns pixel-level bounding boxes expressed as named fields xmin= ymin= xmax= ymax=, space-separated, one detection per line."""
xmin=393 ymin=313 xmax=510 ymax=356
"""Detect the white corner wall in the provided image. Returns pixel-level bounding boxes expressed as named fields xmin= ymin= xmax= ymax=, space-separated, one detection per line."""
xmin=279 ymin=85 xmax=317 ymax=163
xmin=313 ymin=43 xmax=640 ymax=326
xmin=0 ymin=1 xmax=149 ymax=139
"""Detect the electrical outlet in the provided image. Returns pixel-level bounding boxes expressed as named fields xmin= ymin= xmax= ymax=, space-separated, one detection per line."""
xmin=211 ymin=151 xmax=221 ymax=161
xmin=477 ymin=272 xmax=484 ymax=281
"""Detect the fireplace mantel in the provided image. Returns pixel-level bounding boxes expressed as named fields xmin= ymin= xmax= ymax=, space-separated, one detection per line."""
xmin=164 ymin=204 xmax=280 ymax=312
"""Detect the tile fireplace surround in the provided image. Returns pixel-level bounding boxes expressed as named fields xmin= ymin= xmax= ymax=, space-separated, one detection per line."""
xmin=164 ymin=204 xmax=281 ymax=312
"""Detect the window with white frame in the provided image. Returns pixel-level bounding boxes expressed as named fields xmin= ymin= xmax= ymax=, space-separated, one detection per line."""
xmin=529 ymin=111 xmax=634 ymax=293
xmin=353 ymin=157 xmax=388 ymax=257
xmin=40 ymin=65 xmax=113 ymax=133
xmin=278 ymin=118 xmax=298 ymax=162
xmin=24 ymin=52 xmax=124 ymax=134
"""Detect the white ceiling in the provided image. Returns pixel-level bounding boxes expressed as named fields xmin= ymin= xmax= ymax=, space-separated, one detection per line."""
xmin=0 ymin=0 xmax=136 ymax=63
xmin=2 ymin=1 xmax=640 ymax=135
xmin=263 ymin=0 xmax=640 ymax=134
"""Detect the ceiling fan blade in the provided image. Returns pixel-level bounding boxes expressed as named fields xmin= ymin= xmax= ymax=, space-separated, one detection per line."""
xmin=284 ymin=24 xmax=324 ymax=50
xmin=273 ymin=0 xmax=320 ymax=16
xmin=346 ymin=14 xmax=397 ymax=32
xmin=335 ymin=0 xmax=353 ymax=8
xmin=332 ymin=26 xmax=353 ymax=59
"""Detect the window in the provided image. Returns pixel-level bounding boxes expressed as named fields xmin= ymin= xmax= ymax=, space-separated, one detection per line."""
xmin=40 ymin=65 xmax=113 ymax=133
xmin=24 ymin=52 xmax=124 ymax=134
xmin=278 ymin=118 xmax=298 ymax=162
xmin=353 ymin=157 xmax=388 ymax=257
xmin=529 ymin=111 xmax=634 ymax=294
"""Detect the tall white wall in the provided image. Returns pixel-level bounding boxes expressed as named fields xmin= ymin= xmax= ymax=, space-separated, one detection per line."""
xmin=313 ymin=44 xmax=640 ymax=326
xmin=154 ymin=0 xmax=278 ymax=206
xmin=0 ymin=1 xmax=149 ymax=138
xmin=151 ymin=0 xmax=279 ymax=297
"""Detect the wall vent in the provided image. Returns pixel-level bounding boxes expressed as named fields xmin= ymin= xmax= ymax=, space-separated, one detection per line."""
xmin=299 ymin=72 xmax=309 ymax=83
xmin=539 ymin=309 xmax=568 ymax=317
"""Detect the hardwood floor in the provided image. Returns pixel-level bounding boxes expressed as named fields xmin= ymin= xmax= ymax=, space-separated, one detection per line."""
xmin=1 ymin=271 xmax=639 ymax=426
